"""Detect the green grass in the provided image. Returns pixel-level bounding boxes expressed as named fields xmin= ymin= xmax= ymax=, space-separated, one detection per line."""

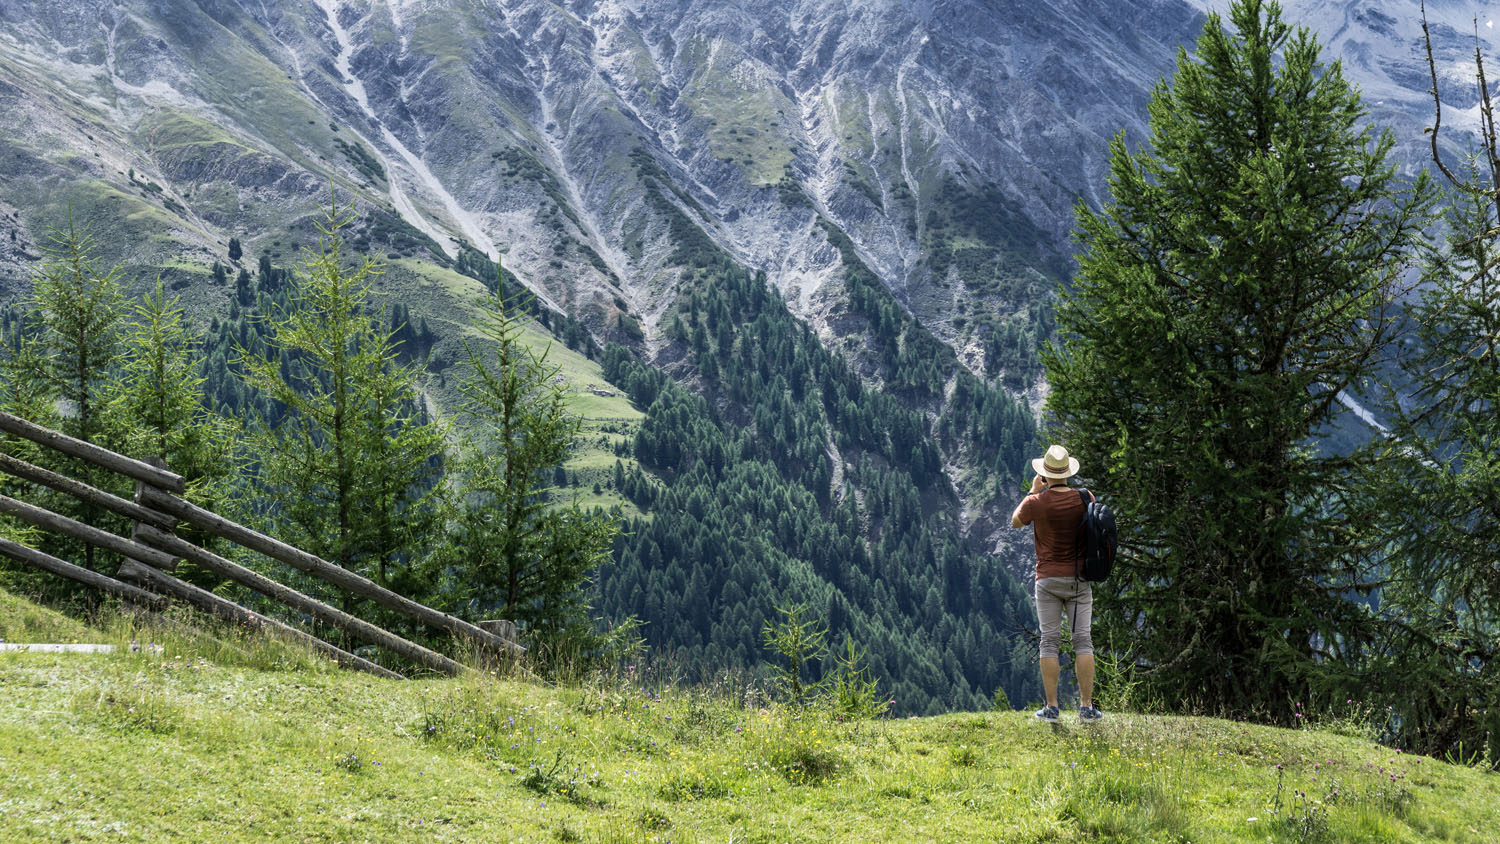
xmin=1 ymin=589 xmax=1497 ymax=843
xmin=140 ymin=111 xmax=256 ymax=154
xmin=0 ymin=588 xmax=93 ymax=644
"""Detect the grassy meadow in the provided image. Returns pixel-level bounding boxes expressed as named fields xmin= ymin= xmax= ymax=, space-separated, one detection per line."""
xmin=1 ymin=589 xmax=1496 ymax=843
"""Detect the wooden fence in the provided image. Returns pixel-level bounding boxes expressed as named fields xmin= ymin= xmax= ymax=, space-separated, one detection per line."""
xmin=0 ymin=410 xmax=522 ymax=678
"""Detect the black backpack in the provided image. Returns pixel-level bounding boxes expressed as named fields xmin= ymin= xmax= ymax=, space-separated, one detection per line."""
xmin=1075 ymin=489 xmax=1117 ymax=582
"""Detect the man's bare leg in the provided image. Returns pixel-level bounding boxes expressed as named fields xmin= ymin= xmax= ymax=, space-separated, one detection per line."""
xmin=1041 ymin=656 xmax=1060 ymax=708
xmin=1077 ymin=653 xmax=1095 ymax=709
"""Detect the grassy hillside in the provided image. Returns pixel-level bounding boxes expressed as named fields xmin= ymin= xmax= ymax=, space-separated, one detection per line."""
xmin=1 ymin=590 xmax=1496 ymax=843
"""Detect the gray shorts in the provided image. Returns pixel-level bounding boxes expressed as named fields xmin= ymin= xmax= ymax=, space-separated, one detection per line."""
xmin=1035 ymin=577 xmax=1093 ymax=659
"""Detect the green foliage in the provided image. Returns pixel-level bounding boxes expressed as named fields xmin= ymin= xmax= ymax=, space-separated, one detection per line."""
xmin=334 ymin=138 xmax=386 ymax=184
xmin=923 ymin=178 xmax=1066 ymax=296
xmin=1365 ymin=162 xmax=1500 ymax=758
xmin=105 ymin=279 xmax=237 ymax=488
xmin=597 ymin=226 xmax=1038 ymax=715
xmin=27 ymin=215 xmax=125 ymax=450
xmin=439 ymin=271 xmax=620 ymax=670
xmin=4 ymin=215 xmax=129 ymax=579
xmin=824 ymin=636 xmax=890 ymax=720
xmin=761 ymin=600 xmax=827 ymax=704
xmin=238 ymin=199 xmax=447 ymax=617
xmin=103 ymin=281 xmax=241 ymax=591
xmin=346 ymin=208 xmax=451 ymax=266
xmin=776 ymin=167 xmax=813 ymax=209
xmin=1046 ymin=0 xmax=1435 ymax=723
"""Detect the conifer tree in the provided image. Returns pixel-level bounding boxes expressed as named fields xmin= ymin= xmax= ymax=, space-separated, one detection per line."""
xmin=239 ymin=200 xmax=445 ymax=614
xmin=29 ymin=217 xmax=125 ymax=450
xmin=106 ymin=280 xmax=237 ymax=496
xmin=1044 ymin=0 xmax=1434 ymax=719
xmin=441 ymin=268 xmax=619 ymax=664
xmin=1365 ymin=22 xmax=1500 ymax=754
xmin=1367 ymin=171 xmax=1500 ymax=757
xmin=24 ymin=216 xmax=127 ymax=572
xmin=0 ymin=321 xmax=59 ymax=594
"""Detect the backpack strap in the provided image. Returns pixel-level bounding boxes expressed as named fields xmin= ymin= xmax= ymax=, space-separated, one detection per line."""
xmin=1075 ymin=488 xmax=1089 ymax=579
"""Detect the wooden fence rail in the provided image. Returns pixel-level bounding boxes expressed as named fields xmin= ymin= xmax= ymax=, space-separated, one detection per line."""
xmin=135 ymin=525 xmax=466 ymax=675
xmin=0 ymin=535 xmax=167 ymax=608
xmin=0 ymin=412 xmax=184 ymax=493
xmin=0 ymin=452 xmax=175 ymax=530
xmin=0 ymin=410 xmax=525 ymax=676
xmin=139 ymin=488 xmax=522 ymax=658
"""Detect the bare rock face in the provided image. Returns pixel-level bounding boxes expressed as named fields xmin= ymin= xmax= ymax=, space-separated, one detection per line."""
xmin=0 ymin=0 xmax=1202 ymax=343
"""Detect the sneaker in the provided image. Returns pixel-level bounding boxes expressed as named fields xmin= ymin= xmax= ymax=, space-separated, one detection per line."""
xmin=1079 ymin=705 xmax=1105 ymax=723
xmin=1034 ymin=705 xmax=1060 ymax=723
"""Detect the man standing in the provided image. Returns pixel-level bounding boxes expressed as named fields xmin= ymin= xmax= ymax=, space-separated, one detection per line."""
xmin=1011 ymin=444 xmax=1103 ymax=723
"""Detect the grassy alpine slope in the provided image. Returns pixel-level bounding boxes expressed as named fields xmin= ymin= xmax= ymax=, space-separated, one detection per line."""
xmin=1 ymin=590 xmax=1496 ymax=843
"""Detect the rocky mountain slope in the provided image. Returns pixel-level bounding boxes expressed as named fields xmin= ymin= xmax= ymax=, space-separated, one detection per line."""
xmin=0 ymin=0 xmax=1208 ymax=561
xmin=1 ymin=0 xmax=1485 ymax=555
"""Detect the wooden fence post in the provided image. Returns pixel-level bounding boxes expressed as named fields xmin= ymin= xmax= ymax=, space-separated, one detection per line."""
xmin=130 ymin=456 xmax=177 ymax=573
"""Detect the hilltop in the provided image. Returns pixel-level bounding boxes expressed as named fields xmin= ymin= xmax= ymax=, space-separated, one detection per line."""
xmin=1 ymin=589 xmax=1495 ymax=843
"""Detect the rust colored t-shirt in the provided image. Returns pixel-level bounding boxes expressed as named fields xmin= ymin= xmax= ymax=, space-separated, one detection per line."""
xmin=1015 ymin=485 xmax=1089 ymax=579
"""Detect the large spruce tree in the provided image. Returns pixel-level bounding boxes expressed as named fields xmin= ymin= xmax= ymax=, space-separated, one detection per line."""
xmin=1044 ymin=0 xmax=1433 ymax=718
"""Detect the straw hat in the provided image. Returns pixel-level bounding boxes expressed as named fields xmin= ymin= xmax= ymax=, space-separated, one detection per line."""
xmin=1032 ymin=444 xmax=1080 ymax=480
